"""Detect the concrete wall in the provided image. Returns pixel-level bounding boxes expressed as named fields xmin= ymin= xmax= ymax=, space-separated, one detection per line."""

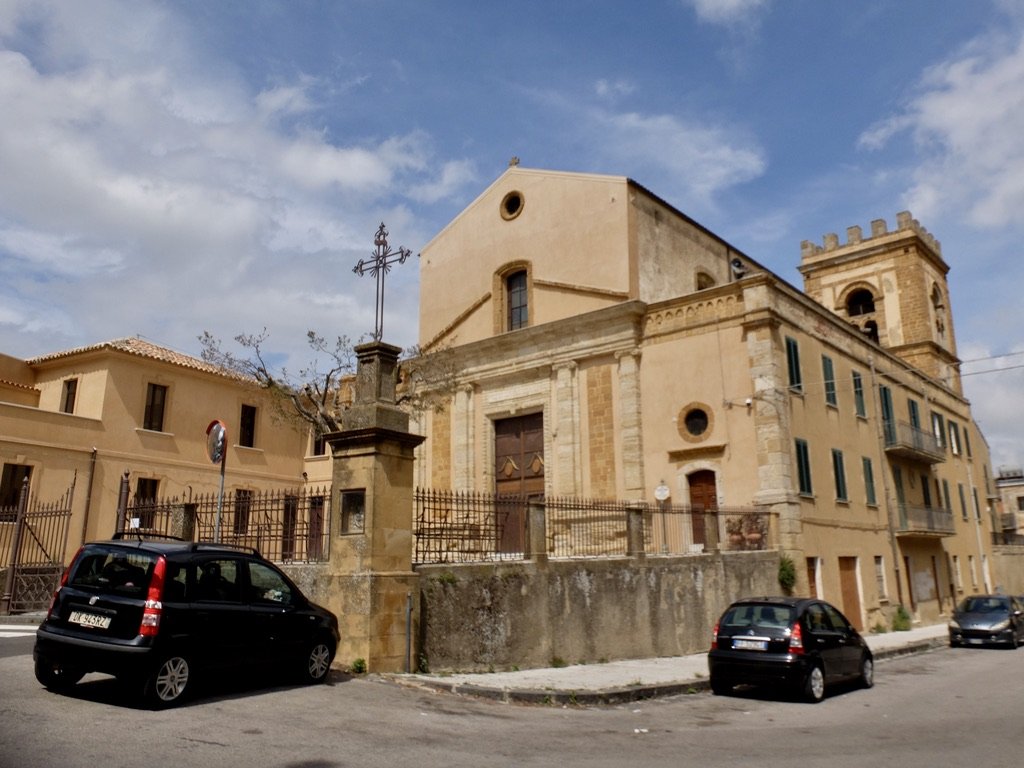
xmin=415 ymin=551 xmax=779 ymax=673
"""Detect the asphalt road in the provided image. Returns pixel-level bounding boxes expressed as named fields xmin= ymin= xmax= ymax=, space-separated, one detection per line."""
xmin=1 ymin=635 xmax=1020 ymax=768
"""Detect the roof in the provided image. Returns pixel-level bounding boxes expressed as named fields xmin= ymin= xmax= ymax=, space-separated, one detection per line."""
xmin=27 ymin=337 xmax=248 ymax=380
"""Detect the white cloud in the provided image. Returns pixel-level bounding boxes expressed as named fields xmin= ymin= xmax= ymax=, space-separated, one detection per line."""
xmin=0 ymin=0 xmax=473 ymax=364
xmin=858 ymin=24 xmax=1024 ymax=227
xmin=595 ymin=109 xmax=766 ymax=205
xmin=684 ymin=0 xmax=770 ymax=27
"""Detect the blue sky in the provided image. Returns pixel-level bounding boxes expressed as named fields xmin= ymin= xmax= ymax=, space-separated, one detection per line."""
xmin=2 ymin=0 xmax=1024 ymax=469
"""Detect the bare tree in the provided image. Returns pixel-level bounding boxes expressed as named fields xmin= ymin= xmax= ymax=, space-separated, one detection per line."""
xmin=198 ymin=330 xmax=458 ymax=436
xmin=198 ymin=329 xmax=356 ymax=435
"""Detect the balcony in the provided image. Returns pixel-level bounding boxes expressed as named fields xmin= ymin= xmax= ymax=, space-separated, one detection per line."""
xmin=883 ymin=421 xmax=945 ymax=464
xmin=895 ymin=504 xmax=954 ymax=538
xmin=1000 ymin=511 xmax=1019 ymax=531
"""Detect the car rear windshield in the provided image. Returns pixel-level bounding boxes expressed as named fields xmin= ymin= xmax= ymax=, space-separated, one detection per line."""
xmin=721 ymin=603 xmax=795 ymax=629
xmin=69 ymin=547 xmax=159 ymax=599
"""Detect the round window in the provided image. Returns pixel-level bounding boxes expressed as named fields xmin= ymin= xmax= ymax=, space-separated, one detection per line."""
xmin=684 ymin=408 xmax=709 ymax=436
xmin=500 ymin=191 xmax=524 ymax=220
xmin=677 ymin=402 xmax=714 ymax=442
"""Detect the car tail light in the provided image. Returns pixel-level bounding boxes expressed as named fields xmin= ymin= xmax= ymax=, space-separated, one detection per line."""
xmin=788 ymin=620 xmax=805 ymax=654
xmin=139 ymin=555 xmax=167 ymax=638
xmin=710 ymin=621 xmax=720 ymax=650
xmin=46 ymin=546 xmax=81 ymax=619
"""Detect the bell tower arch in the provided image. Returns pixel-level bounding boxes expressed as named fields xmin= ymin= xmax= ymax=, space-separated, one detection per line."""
xmin=798 ymin=212 xmax=961 ymax=394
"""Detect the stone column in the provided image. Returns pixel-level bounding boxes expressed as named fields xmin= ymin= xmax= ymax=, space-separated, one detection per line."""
xmin=616 ymin=349 xmax=644 ymax=496
xmin=553 ymin=361 xmax=580 ymax=496
xmin=325 ymin=341 xmax=425 ymax=673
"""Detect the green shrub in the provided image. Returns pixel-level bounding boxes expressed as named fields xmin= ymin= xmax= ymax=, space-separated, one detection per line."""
xmin=350 ymin=658 xmax=367 ymax=674
xmin=778 ymin=555 xmax=797 ymax=594
xmin=892 ymin=605 xmax=912 ymax=631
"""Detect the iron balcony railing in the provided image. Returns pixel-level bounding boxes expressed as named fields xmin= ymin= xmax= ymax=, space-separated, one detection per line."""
xmin=896 ymin=503 xmax=954 ymax=537
xmin=883 ymin=420 xmax=945 ymax=464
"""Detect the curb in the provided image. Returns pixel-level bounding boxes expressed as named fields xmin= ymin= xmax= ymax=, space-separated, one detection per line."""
xmin=389 ymin=636 xmax=947 ymax=706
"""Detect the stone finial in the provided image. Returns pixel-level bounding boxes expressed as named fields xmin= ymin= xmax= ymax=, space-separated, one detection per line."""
xmin=509 ymin=156 xmax=520 ymax=167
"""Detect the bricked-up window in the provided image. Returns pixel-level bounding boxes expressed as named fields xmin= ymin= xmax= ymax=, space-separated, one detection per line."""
xmin=795 ymin=439 xmax=812 ymax=496
xmin=822 ymin=355 xmax=837 ymax=406
xmin=874 ymin=556 xmax=888 ymax=601
xmin=506 ymin=270 xmax=528 ymax=330
xmin=785 ymin=337 xmax=802 ymax=393
xmin=61 ymin=378 xmax=78 ymax=414
xmin=239 ymin=404 xmax=257 ymax=448
xmin=144 ymin=383 xmax=168 ymax=431
xmin=852 ymin=371 xmax=866 ymax=417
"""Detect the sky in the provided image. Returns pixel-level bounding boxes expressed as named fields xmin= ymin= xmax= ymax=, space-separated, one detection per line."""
xmin=2 ymin=0 xmax=1024 ymax=470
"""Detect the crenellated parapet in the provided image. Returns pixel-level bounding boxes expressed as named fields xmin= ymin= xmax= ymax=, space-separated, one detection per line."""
xmin=800 ymin=211 xmax=942 ymax=261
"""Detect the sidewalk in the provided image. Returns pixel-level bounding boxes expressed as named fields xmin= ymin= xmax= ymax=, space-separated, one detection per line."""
xmin=394 ymin=623 xmax=948 ymax=705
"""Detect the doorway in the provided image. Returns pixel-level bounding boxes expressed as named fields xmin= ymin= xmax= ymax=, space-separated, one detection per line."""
xmin=838 ymin=557 xmax=863 ymax=631
xmin=687 ymin=470 xmax=717 ymax=548
xmin=494 ymin=413 xmax=544 ymax=552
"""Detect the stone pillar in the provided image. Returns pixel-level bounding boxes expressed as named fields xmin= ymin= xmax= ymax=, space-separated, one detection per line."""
xmin=325 ymin=341 xmax=425 ymax=673
xmin=553 ymin=362 xmax=580 ymax=495
xmin=616 ymin=350 xmax=644 ymax=496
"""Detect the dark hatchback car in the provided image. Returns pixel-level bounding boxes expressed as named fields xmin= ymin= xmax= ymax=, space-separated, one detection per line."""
xmin=708 ymin=596 xmax=873 ymax=703
xmin=34 ymin=537 xmax=340 ymax=708
xmin=948 ymin=594 xmax=1024 ymax=648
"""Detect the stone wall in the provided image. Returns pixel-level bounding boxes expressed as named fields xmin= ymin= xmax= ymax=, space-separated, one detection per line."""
xmin=416 ymin=550 xmax=779 ymax=673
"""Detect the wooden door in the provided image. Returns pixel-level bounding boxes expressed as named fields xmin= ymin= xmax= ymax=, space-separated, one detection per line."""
xmin=494 ymin=413 xmax=544 ymax=552
xmin=838 ymin=557 xmax=863 ymax=631
xmin=688 ymin=470 xmax=717 ymax=547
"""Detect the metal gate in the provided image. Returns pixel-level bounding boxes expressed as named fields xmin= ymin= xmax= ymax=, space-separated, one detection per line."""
xmin=1 ymin=475 xmax=76 ymax=614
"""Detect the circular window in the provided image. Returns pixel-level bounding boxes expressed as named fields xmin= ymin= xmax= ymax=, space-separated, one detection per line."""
xmin=677 ymin=402 xmax=714 ymax=442
xmin=500 ymin=191 xmax=524 ymax=220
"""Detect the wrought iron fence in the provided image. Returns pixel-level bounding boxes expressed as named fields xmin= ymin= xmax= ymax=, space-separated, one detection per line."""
xmin=1 ymin=477 xmax=75 ymax=613
xmin=121 ymin=485 xmax=331 ymax=564
xmin=413 ymin=488 xmax=772 ymax=565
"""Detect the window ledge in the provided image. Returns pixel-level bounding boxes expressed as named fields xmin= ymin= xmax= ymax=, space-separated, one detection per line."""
xmin=136 ymin=428 xmax=174 ymax=437
xmin=235 ymin=444 xmax=264 ymax=453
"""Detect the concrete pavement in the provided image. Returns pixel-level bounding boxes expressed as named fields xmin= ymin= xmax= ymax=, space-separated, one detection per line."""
xmin=394 ymin=623 xmax=949 ymax=705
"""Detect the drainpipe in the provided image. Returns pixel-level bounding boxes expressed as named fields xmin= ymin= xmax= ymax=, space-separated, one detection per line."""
xmin=80 ymin=448 xmax=98 ymax=545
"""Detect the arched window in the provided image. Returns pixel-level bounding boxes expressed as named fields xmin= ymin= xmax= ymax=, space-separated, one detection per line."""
xmin=847 ymin=289 xmax=876 ymax=316
xmin=696 ymin=271 xmax=716 ymax=290
xmin=507 ymin=270 xmax=528 ymax=331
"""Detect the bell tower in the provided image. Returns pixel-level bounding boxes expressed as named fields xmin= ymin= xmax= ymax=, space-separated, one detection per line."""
xmin=798 ymin=211 xmax=961 ymax=394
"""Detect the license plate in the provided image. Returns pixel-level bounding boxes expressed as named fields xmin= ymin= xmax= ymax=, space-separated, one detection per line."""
xmin=966 ymin=638 xmax=984 ymax=645
xmin=69 ymin=610 xmax=111 ymax=630
xmin=733 ymin=638 xmax=767 ymax=651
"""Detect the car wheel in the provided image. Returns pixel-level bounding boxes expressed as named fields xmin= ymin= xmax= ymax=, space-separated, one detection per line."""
xmin=709 ymin=673 xmax=731 ymax=696
xmin=802 ymin=664 xmax=825 ymax=703
xmin=143 ymin=654 xmax=191 ymax=708
xmin=301 ymin=638 xmax=334 ymax=684
xmin=34 ymin=657 xmax=85 ymax=691
xmin=858 ymin=654 xmax=874 ymax=689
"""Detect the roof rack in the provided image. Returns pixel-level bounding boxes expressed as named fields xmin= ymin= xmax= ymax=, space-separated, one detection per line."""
xmin=189 ymin=540 xmax=262 ymax=557
xmin=112 ymin=531 xmax=186 ymax=543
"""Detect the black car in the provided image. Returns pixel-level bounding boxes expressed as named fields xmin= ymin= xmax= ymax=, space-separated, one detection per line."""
xmin=707 ymin=596 xmax=873 ymax=703
xmin=948 ymin=594 xmax=1024 ymax=648
xmin=34 ymin=536 xmax=340 ymax=708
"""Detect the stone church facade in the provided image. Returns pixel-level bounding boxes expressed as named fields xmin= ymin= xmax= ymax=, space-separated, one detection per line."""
xmin=413 ymin=165 xmax=1001 ymax=630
